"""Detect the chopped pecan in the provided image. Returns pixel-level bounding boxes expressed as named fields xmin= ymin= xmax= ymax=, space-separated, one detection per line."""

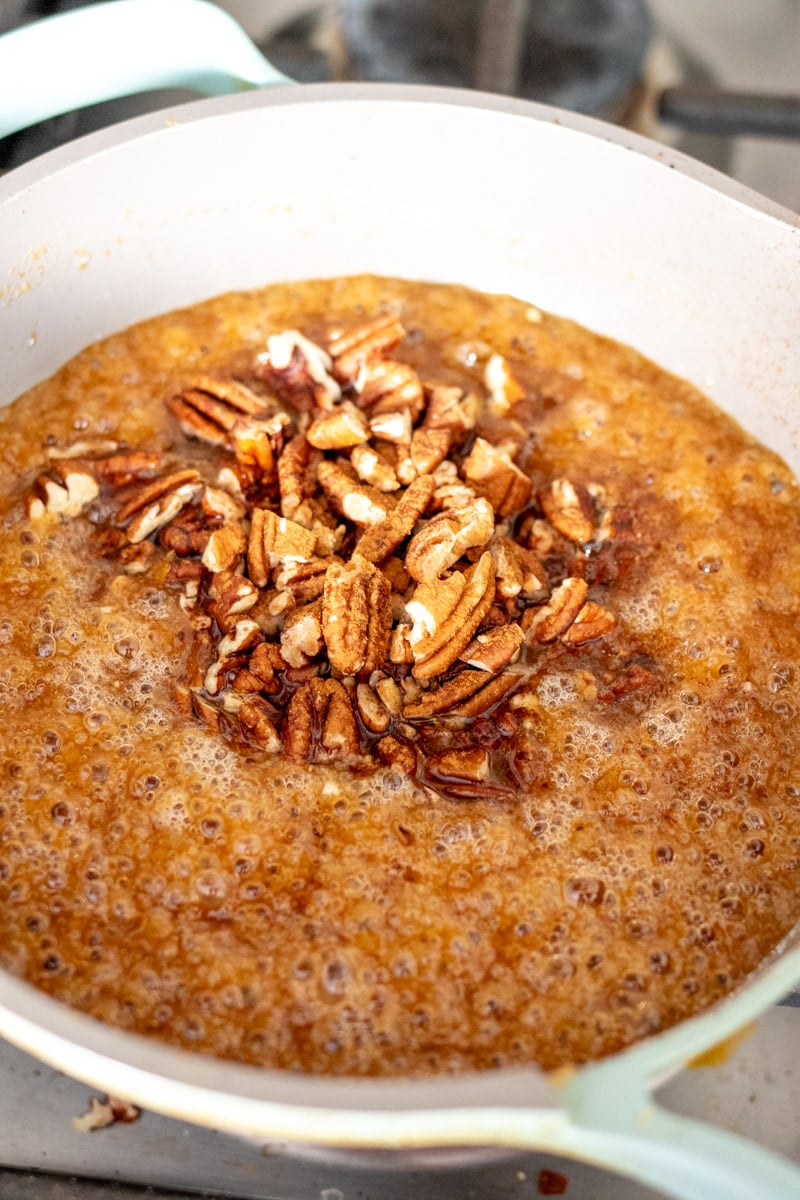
xmin=277 ymin=434 xmax=314 ymax=519
xmin=248 ymin=640 xmax=286 ymax=687
xmin=539 ymin=479 xmax=596 ymax=544
xmin=427 ymin=748 xmax=490 ymax=784
xmin=350 ymin=444 xmax=401 ymax=492
xmin=596 ymin=505 xmax=638 ymax=542
xmin=375 ymin=675 xmax=403 ymax=716
xmin=406 ymin=552 xmax=496 ymax=680
xmin=283 ymin=678 xmax=360 ymax=761
xmin=29 ymin=464 xmax=99 ymax=519
xmin=116 ymin=470 xmax=202 ymax=543
xmin=389 ymin=623 xmax=414 ymax=664
xmin=525 ymin=577 xmax=588 ymax=643
xmin=405 ymin=497 xmax=494 ymax=582
xmin=290 ymin=497 xmax=346 ymax=556
xmin=248 ymin=508 xmax=317 ymax=587
xmin=354 ymin=475 xmax=436 ymax=564
xmin=423 ymin=384 xmax=479 ymax=433
xmin=207 ymin=570 xmax=259 ymax=631
xmin=409 ymin=427 xmax=451 ymax=476
xmin=274 ymin=556 xmax=337 ymax=604
xmin=91 ymin=452 xmax=166 ymax=487
xmin=202 ymin=523 xmax=246 ymax=574
xmin=307 ymin=402 xmax=370 ymax=450
xmin=259 ymin=330 xmax=341 ymax=410
xmin=562 ymin=601 xmax=617 ymax=645
xmin=376 ymin=735 xmax=417 ymax=775
xmin=327 ymin=315 xmax=405 ymax=383
xmin=230 ymin=417 xmax=286 ymax=482
xmin=317 ymin=460 xmax=394 ymax=527
xmin=164 ymin=559 xmax=205 ymax=589
xmin=280 ymin=599 xmax=324 ymax=668
xmin=166 ymin=376 xmax=272 ymax=444
xmin=119 ymin=542 xmax=154 ymax=574
xmin=402 ymin=666 xmax=522 ymax=719
xmin=355 ymin=683 xmax=391 ymax=733
xmin=460 ymin=624 xmax=524 ymax=672
xmin=237 ymin=699 xmax=281 ymax=751
xmin=358 ymin=360 xmax=425 ymax=419
xmin=461 ymin=438 xmax=531 ymax=518
xmin=367 ymin=408 xmax=413 ymax=445
xmin=201 ymin=486 xmax=247 ymax=522
xmin=380 ymin=555 xmax=411 ymax=594
xmin=45 ymin=438 xmax=119 ymax=461
xmin=322 ymin=555 xmax=392 ymax=675
xmin=484 ymin=354 xmax=525 ymax=416
xmin=204 ymin=618 xmax=262 ymax=695
xmin=159 ymin=507 xmax=215 ymax=557
xmin=488 ymin=535 xmax=548 ymax=600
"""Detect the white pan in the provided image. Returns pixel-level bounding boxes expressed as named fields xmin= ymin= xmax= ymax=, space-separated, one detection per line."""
xmin=0 ymin=4 xmax=799 ymax=1197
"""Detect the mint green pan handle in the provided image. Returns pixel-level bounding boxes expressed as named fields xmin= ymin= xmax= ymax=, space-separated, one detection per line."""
xmin=0 ymin=0 xmax=292 ymax=141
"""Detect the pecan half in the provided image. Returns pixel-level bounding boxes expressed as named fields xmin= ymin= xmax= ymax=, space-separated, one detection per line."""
xmin=461 ymin=438 xmax=532 ymax=518
xmin=327 ymin=315 xmax=405 ymax=383
xmin=317 ymin=460 xmax=394 ymax=527
xmin=322 ymin=555 xmax=392 ymax=675
xmin=116 ymin=470 xmax=202 ymax=544
xmin=306 ymin=402 xmax=370 ymax=450
xmin=539 ymin=479 xmax=596 ymax=544
xmin=460 ymin=624 xmax=524 ymax=672
xmin=280 ymin=599 xmax=325 ymax=668
xmin=354 ymin=475 xmax=437 ymax=564
xmin=562 ymin=601 xmax=617 ymax=645
xmin=166 ymin=376 xmax=273 ymax=445
xmin=201 ymin=523 xmax=246 ymax=574
xmin=358 ymin=360 xmax=425 ymax=419
xmin=405 ymin=497 xmax=494 ymax=582
xmin=283 ymin=678 xmax=360 ymax=761
xmin=248 ymin=508 xmax=317 ymax=587
xmin=259 ymin=330 xmax=341 ymax=410
xmin=406 ymin=551 xmax=496 ymax=680
xmin=526 ymin=577 xmax=588 ymax=643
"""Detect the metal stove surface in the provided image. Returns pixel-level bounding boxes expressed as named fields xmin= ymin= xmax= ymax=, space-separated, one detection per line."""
xmin=1 ymin=1001 xmax=799 ymax=1200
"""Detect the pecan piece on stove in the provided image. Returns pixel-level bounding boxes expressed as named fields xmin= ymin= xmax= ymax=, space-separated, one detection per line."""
xmin=327 ymin=315 xmax=406 ymax=383
xmin=488 ymin=535 xmax=548 ymax=601
xmin=317 ymin=460 xmax=395 ymax=527
xmin=237 ymin=699 xmax=281 ymax=752
xmin=284 ymin=678 xmax=360 ymax=761
xmin=277 ymin=434 xmax=314 ymax=519
xmin=355 ymin=682 xmax=392 ymax=733
xmin=258 ymin=330 xmax=341 ymax=410
xmin=307 ymin=402 xmax=370 ymax=450
xmin=461 ymin=438 xmax=532 ymax=518
xmin=562 ymin=601 xmax=617 ymax=645
xmin=539 ymin=479 xmax=596 ymax=545
xmin=322 ymin=555 xmax=392 ymax=676
xmin=350 ymin=444 xmax=401 ymax=493
xmin=427 ymin=748 xmax=490 ymax=784
xmin=28 ymin=463 xmax=99 ymax=519
xmin=525 ymin=577 xmax=588 ymax=643
xmin=248 ymin=508 xmax=317 ymax=588
xmin=423 ymin=384 xmax=479 ymax=434
xmin=406 ymin=551 xmax=496 ymax=681
xmin=354 ymin=475 xmax=437 ymax=564
xmin=202 ymin=522 xmax=246 ymax=574
xmin=596 ymin=505 xmax=638 ymax=542
xmin=367 ymin=408 xmax=413 ymax=446
xmin=403 ymin=666 xmax=522 ymax=719
xmin=405 ymin=497 xmax=494 ymax=582
xmin=376 ymin=735 xmax=417 ymax=775
xmin=460 ymin=624 xmax=524 ymax=672
xmin=484 ymin=354 xmax=525 ymax=416
xmin=159 ymin=506 xmax=215 ymax=557
xmin=207 ymin=570 xmax=259 ymax=631
xmin=166 ymin=376 xmax=275 ymax=444
xmin=45 ymin=438 xmax=120 ymax=461
xmin=280 ymin=599 xmax=325 ymax=668
xmin=201 ymin=486 xmax=248 ymax=523
xmin=274 ymin=556 xmax=338 ymax=604
xmin=204 ymin=618 xmax=262 ymax=695
xmin=116 ymin=470 xmax=202 ymax=544
xmin=358 ymin=360 xmax=425 ymax=419
xmin=90 ymin=452 xmax=166 ymax=487
xmin=408 ymin=427 xmax=452 ymax=477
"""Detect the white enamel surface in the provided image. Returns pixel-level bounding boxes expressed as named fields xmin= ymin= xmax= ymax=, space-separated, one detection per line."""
xmin=1 ymin=86 xmax=800 ymax=1193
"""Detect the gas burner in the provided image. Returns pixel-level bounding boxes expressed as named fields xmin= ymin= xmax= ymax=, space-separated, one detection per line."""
xmin=331 ymin=0 xmax=652 ymax=118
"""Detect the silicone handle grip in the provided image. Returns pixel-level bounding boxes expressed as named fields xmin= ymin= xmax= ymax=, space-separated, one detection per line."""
xmin=0 ymin=0 xmax=292 ymax=141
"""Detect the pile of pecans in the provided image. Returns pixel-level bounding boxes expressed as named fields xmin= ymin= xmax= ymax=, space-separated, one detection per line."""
xmin=29 ymin=314 xmax=634 ymax=800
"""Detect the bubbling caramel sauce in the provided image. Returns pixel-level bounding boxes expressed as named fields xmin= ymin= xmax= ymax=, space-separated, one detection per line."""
xmin=1 ymin=275 xmax=799 ymax=1076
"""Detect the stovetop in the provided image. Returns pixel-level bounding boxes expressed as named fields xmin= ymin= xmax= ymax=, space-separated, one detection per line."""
xmin=1 ymin=999 xmax=799 ymax=1200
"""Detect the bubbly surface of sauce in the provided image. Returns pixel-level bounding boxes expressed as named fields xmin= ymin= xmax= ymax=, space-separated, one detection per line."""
xmin=1 ymin=275 xmax=799 ymax=1075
